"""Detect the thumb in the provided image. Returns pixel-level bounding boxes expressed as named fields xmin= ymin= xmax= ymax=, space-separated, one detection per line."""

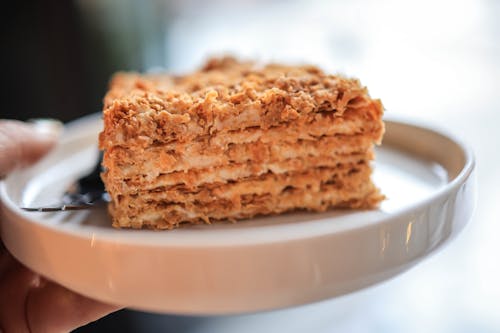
xmin=0 ymin=120 xmax=60 ymax=177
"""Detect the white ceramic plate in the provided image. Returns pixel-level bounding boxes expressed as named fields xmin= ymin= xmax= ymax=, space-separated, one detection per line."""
xmin=0 ymin=115 xmax=475 ymax=315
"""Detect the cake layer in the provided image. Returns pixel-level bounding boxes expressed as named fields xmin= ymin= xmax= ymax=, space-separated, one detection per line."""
xmin=100 ymin=58 xmax=383 ymax=150
xmin=113 ymin=162 xmax=371 ymax=205
xmin=103 ymin=133 xmax=374 ymax=180
xmin=105 ymin=153 xmax=371 ymax=195
xmin=100 ymin=101 xmax=383 ymax=149
xmin=110 ymin=178 xmax=381 ymax=229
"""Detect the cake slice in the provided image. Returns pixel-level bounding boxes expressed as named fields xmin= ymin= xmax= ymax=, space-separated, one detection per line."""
xmin=99 ymin=57 xmax=384 ymax=229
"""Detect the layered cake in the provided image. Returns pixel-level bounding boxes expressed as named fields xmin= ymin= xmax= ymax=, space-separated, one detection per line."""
xmin=99 ymin=57 xmax=385 ymax=229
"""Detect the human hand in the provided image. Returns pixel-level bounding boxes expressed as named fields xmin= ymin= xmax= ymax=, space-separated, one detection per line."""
xmin=0 ymin=120 xmax=120 ymax=333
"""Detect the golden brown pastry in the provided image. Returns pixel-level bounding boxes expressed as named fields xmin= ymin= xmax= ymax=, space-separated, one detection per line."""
xmin=99 ymin=57 xmax=385 ymax=229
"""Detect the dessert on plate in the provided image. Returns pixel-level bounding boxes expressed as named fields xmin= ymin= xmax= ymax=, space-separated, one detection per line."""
xmin=99 ymin=57 xmax=385 ymax=229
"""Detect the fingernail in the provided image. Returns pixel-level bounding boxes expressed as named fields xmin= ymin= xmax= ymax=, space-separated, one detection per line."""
xmin=28 ymin=118 xmax=63 ymax=141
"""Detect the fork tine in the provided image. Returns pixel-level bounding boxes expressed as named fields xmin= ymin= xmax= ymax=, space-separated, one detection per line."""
xmin=21 ymin=204 xmax=94 ymax=212
xmin=21 ymin=151 xmax=107 ymax=212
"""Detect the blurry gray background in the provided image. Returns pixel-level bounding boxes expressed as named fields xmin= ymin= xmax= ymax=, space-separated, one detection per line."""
xmin=1 ymin=0 xmax=499 ymax=332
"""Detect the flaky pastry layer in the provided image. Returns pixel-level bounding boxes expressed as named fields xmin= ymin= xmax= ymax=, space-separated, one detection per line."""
xmin=99 ymin=57 xmax=385 ymax=229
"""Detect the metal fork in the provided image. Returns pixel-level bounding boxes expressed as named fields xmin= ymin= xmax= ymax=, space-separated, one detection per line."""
xmin=22 ymin=152 xmax=108 ymax=212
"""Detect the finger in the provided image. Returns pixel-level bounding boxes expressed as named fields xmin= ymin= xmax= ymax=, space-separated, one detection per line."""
xmin=0 ymin=262 xmax=39 ymax=333
xmin=26 ymin=282 xmax=120 ymax=333
xmin=0 ymin=248 xmax=120 ymax=333
xmin=0 ymin=242 xmax=16 ymax=280
xmin=0 ymin=120 xmax=59 ymax=177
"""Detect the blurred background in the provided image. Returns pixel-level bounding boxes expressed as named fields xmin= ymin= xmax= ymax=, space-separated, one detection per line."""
xmin=1 ymin=0 xmax=499 ymax=332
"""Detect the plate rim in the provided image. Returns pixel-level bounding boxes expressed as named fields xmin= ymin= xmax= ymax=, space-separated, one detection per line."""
xmin=0 ymin=115 xmax=475 ymax=247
